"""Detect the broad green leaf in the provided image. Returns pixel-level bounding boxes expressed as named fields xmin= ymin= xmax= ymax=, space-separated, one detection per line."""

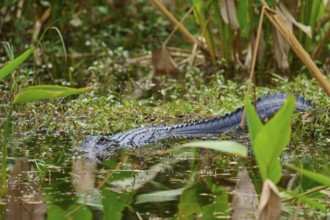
xmin=102 ymin=190 xmax=132 ymax=220
xmin=245 ymin=98 xmax=263 ymax=142
xmin=47 ymin=205 xmax=66 ymax=220
xmin=22 ymin=85 xmax=81 ymax=91
xmin=67 ymin=204 xmax=92 ymax=220
xmin=178 ymin=182 xmax=229 ymax=218
xmin=178 ymin=184 xmax=204 ymax=217
xmin=0 ymin=47 xmax=34 ymax=81
xmin=202 ymin=184 xmax=229 ymax=219
xmin=48 ymin=204 xmax=92 ymax=220
xmin=247 ymin=94 xmax=296 ymax=183
xmin=13 ymin=85 xmax=92 ymax=104
xmin=288 ymin=165 xmax=330 ymax=187
xmin=299 ymin=156 xmax=322 ymax=191
xmin=178 ymin=140 xmax=247 ymax=157
xmin=261 ymin=94 xmax=295 ymax=160
xmin=267 ymin=159 xmax=282 ymax=184
xmin=136 ymin=188 xmax=185 ymax=204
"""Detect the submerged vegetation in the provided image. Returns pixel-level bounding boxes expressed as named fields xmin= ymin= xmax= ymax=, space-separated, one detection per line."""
xmin=0 ymin=0 xmax=330 ymax=219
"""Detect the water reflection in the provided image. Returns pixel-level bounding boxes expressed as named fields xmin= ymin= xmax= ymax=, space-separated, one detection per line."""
xmin=1 ymin=137 xmax=328 ymax=219
xmin=231 ymin=168 xmax=258 ymax=219
xmin=68 ymin=148 xmax=244 ymax=219
xmin=6 ymin=160 xmax=46 ymax=220
xmin=72 ymin=159 xmax=97 ymax=193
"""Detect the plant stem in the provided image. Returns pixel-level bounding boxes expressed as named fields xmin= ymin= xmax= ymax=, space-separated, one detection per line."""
xmin=240 ymin=5 xmax=266 ymax=127
xmin=151 ymin=0 xmax=196 ymax=45
xmin=282 ymin=185 xmax=328 ymax=202
xmin=1 ymin=106 xmax=12 ymax=198
xmin=260 ymin=0 xmax=330 ymax=97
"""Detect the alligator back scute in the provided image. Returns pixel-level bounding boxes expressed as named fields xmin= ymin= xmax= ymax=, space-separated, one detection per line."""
xmin=295 ymin=94 xmax=313 ymax=111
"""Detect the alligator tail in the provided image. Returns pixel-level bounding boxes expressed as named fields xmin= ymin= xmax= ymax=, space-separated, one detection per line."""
xmin=168 ymin=93 xmax=312 ymax=138
xmin=105 ymin=93 xmax=312 ymax=148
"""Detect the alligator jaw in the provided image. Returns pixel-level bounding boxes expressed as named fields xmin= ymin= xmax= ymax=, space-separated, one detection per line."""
xmin=73 ymin=136 xmax=121 ymax=162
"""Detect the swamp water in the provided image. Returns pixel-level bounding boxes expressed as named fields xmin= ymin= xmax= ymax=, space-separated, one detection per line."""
xmin=0 ymin=129 xmax=329 ymax=219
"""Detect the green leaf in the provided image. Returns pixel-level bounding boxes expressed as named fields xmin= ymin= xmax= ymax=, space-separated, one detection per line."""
xmin=67 ymin=204 xmax=92 ymax=220
xmin=245 ymin=98 xmax=263 ymax=143
xmin=178 ymin=140 xmax=248 ymax=157
xmin=237 ymin=0 xmax=251 ymax=38
xmin=288 ymin=165 xmax=330 ymax=187
xmin=47 ymin=204 xmax=92 ymax=220
xmin=267 ymin=159 xmax=282 ymax=184
xmin=2 ymin=42 xmax=14 ymax=61
xmin=102 ymin=190 xmax=132 ymax=220
xmin=178 ymin=184 xmax=203 ymax=217
xmin=284 ymin=189 xmax=327 ymax=211
xmin=192 ymin=0 xmax=216 ymax=65
xmin=0 ymin=47 xmax=34 ymax=81
xmin=261 ymin=94 xmax=295 ymax=159
xmin=136 ymin=188 xmax=185 ymax=204
xmin=246 ymin=94 xmax=296 ymax=183
xmin=47 ymin=205 xmax=66 ymax=220
xmin=202 ymin=185 xmax=229 ymax=219
xmin=13 ymin=85 xmax=92 ymax=104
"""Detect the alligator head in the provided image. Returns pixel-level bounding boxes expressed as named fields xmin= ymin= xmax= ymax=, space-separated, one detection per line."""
xmin=74 ymin=135 xmax=121 ymax=162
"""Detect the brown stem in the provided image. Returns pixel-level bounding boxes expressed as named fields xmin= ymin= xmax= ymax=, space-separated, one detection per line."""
xmin=260 ymin=0 xmax=330 ymax=97
xmin=163 ymin=7 xmax=194 ymax=47
xmin=240 ymin=6 xmax=266 ymax=127
xmin=151 ymin=0 xmax=196 ymax=45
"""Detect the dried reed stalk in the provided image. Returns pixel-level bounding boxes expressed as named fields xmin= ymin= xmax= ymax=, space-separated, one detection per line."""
xmin=150 ymin=0 xmax=196 ymax=45
xmin=240 ymin=6 xmax=266 ymax=127
xmin=260 ymin=0 xmax=330 ymax=96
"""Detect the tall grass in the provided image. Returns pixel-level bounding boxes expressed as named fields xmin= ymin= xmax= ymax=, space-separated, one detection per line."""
xmin=0 ymin=46 xmax=33 ymax=197
xmin=162 ymin=0 xmax=328 ymax=74
xmin=299 ymin=0 xmax=325 ymax=52
xmin=1 ymin=0 xmax=328 ymax=81
xmin=0 ymin=28 xmax=90 ymax=198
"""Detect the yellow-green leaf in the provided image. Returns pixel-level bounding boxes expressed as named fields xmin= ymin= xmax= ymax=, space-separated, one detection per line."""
xmin=245 ymin=98 xmax=263 ymax=143
xmin=288 ymin=165 xmax=330 ymax=186
xmin=136 ymin=188 xmax=185 ymax=204
xmin=246 ymin=94 xmax=296 ymax=183
xmin=0 ymin=47 xmax=34 ymax=81
xmin=178 ymin=140 xmax=248 ymax=157
xmin=13 ymin=85 xmax=92 ymax=104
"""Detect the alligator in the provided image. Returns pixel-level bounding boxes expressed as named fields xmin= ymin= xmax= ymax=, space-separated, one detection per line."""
xmin=74 ymin=93 xmax=313 ymax=161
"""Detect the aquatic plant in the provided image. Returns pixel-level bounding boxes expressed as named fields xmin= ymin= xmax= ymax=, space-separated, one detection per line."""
xmin=0 ymin=39 xmax=90 ymax=198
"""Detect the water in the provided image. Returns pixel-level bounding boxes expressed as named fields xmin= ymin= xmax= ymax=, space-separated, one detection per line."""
xmin=0 ymin=126 xmax=329 ymax=219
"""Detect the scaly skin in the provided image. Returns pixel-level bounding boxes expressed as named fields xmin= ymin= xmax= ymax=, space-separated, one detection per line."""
xmin=75 ymin=93 xmax=312 ymax=161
